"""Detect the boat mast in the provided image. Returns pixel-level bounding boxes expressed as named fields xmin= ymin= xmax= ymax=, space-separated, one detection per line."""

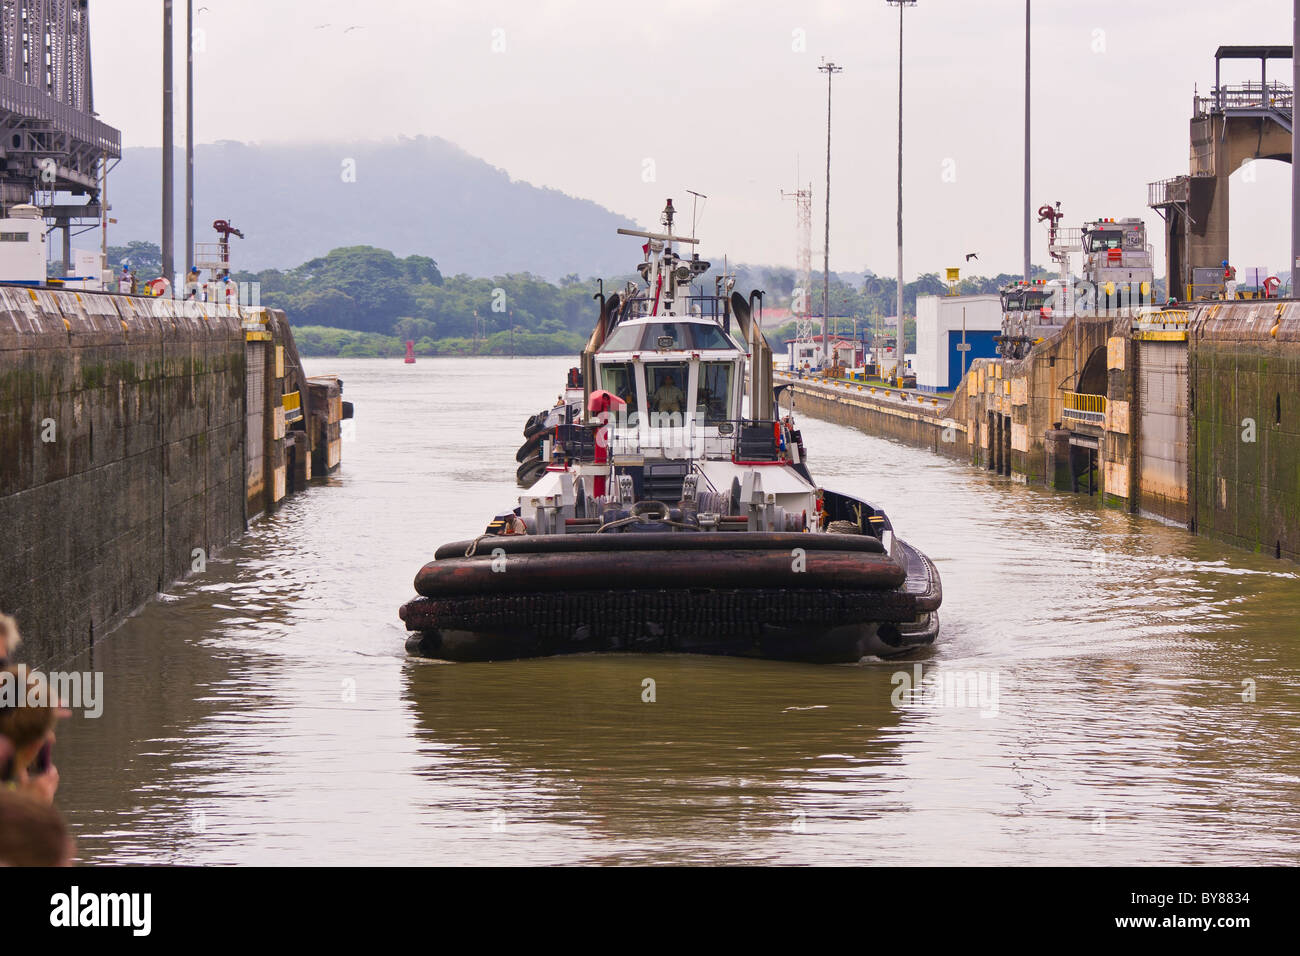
xmin=616 ymin=199 xmax=703 ymax=318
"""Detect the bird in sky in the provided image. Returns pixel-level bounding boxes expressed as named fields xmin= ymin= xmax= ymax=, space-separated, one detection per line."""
xmin=965 ymin=252 xmax=978 ymax=262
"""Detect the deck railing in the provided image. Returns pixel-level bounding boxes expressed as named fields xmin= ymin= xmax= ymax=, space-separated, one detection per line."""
xmin=1062 ymin=391 xmax=1106 ymax=426
xmin=1198 ymin=81 xmax=1294 ymax=115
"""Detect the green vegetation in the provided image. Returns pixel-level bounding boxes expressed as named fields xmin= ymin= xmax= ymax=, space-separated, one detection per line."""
xmin=236 ymin=245 xmax=1134 ymax=358
xmin=291 ymin=325 xmax=588 ymax=358
xmin=234 ymin=246 xmax=615 ymax=356
xmin=106 ymin=240 xmax=163 ymax=274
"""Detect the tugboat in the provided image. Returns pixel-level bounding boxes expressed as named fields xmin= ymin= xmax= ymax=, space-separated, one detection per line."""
xmin=400 ymin=200 xmax=941 ymax=663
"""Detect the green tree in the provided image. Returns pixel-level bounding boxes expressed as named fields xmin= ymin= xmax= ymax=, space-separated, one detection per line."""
xmin=402 ymin=254 xmax=442 ymax=286
xmin=106 ymin=240 xmax=162 ymax=274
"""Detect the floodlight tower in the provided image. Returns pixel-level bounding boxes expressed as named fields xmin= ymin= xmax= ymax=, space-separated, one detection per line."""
xmin=782 ymin=184 xmax=815 ymax=349
xmin=818 ymin=59 xmax=843 ymax=367
xmin=886 ymin=0 xmax=915 ymax=383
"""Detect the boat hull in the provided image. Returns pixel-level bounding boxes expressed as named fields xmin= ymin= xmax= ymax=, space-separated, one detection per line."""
xmin=399 ymin=534 xmax=941 ymax=663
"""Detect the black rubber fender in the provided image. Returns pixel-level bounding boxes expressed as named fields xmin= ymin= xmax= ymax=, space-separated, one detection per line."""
xmin=433 ymin=530 xmax=887 ymax=560
xmin=415 ymin=545 xmax=906 ymax=597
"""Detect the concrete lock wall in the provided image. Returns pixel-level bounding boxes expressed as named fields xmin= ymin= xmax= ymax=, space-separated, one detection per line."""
xmin=0 ymin=288 xmax=245 ymax=664
xmin=783 ymin=300 xmax=1300 ymax=567
xmin=0 ymin=288 xmax=333 ymax=664
xmin=963 ymin=315 xmax=1114 ymax=485
xmin=778 ymin=375 xmax=970 ymax=461
xmin=1189 ymin=302 xmax=1300 ymax=561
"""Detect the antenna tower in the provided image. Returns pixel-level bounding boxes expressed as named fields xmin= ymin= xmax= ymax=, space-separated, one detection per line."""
xmin=782 ymin=184 xmax=814 ymax=346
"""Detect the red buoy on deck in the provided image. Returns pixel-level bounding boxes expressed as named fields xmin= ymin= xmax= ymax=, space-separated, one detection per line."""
xmin=404 ymin=340 xmax=416 ymax=364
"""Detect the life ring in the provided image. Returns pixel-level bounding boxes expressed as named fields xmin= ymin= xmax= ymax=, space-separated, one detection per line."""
xmin=146 ymin=277 xmax=170 ymax=297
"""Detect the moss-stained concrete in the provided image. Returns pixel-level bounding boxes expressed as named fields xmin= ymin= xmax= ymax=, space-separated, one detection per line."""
xmin=1189 ymin=301 xmax=1300 ymax=561
xmin=0 ymin=289 xmax=247 ymax=663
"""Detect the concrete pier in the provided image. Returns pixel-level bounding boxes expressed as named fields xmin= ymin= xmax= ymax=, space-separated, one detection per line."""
xmin=0 ymin=287 xmax=343 ymax=663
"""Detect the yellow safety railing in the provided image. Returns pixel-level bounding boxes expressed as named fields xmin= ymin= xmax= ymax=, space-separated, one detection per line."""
xmin=1064 ymin=391 xmax=1105 ymax=414
xmin=1063 ymin=391 xmax=1106 ymax=425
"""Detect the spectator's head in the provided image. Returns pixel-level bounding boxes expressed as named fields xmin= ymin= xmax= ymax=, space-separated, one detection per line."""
xmin=0 ymin=667 xmax=57 ymax=774
xmin=0 ymin=792 xmax=74 ymax=866
xmin=0 ymin=614 xmax=18 ymax=665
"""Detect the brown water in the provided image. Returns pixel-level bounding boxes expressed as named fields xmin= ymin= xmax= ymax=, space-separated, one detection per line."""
xmin=46 ymin=357 xmax=1300 ymax=865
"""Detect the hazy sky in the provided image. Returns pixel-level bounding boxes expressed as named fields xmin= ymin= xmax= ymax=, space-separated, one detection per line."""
xmin=91 ymin=0 xmax=1297 ymax=279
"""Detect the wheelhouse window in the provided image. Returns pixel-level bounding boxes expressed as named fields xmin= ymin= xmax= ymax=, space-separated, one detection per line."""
xmin=682 ymin=323 xmax=742 ymax=350
xmin=603 ymin=324 xmax=644 ymax=351
xmin=599 ymin=362 xmax=638 ymax=412
xmin=600 ymin=321 xmax=742 ymax=353
xmin=645 ymin=362 xmax=689 ymax=415
xmin=696 ymin=361 xmax=733 ymax=424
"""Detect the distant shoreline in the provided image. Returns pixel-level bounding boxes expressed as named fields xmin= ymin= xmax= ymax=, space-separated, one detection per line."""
xmin=289 ymin=323 xmax=800 ymax=359
xmin=289 ymin=324 xmax=587 ymax=358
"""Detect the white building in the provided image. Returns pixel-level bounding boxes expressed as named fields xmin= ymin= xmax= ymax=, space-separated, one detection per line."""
xmin=61 ymin=248 xmax=106 ymax=291
xmin=914 ymin=294 xmax=1004 ymax=392
xmin=783 ymin=328 xmax=864 ymax=370
xmin=0 ymin=204 xmax=46 ymax=284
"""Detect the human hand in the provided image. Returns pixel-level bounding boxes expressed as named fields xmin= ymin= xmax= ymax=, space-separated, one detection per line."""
xmin=24 ymin=763 xmax=59 ymax=805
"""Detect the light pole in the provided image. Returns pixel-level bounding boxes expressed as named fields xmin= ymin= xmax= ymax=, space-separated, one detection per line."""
xmin=186 ymin=0 xmax=194 ymax=276
xmin=162 ymin=0 xmax=174 ymax=282
xmin=887 ymin=1 xmax=915 ymax=385
xmin=1024 ymin=0 xmax=1031 ymax=282
xmin=1293 ymin=0 xmax=1299 ymax=297
xmin=818 ymin=59 xmax=842 ymax=369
